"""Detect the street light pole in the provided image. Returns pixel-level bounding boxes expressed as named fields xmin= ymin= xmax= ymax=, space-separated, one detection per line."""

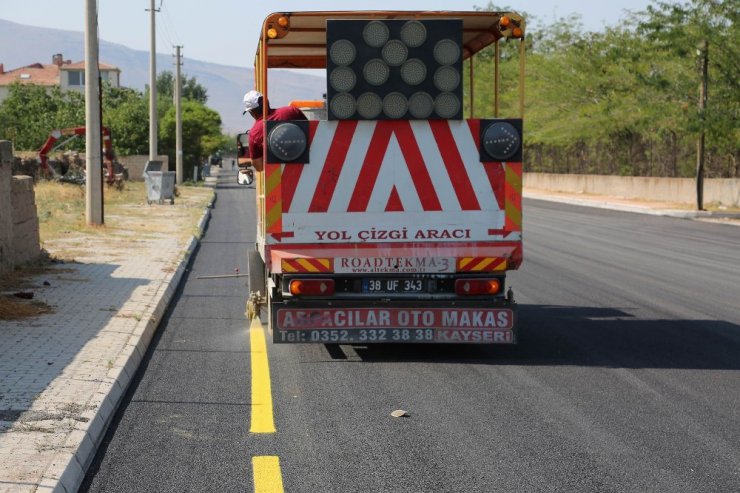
xmin=84 ymin=0 xmax=103 ymax=225
xmin=175 ymin=45 xmax=183 ymax=184
xmin=147 ymin=0 xmax=159 ymax=164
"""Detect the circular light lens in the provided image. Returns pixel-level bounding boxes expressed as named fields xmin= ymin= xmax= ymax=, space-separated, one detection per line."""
xmin=363 ymin=59 xmax=390 ymax=86
xmin=408 ymin=92 xmax=434 ymax=119
xmin=268 ymin=123 xmax=307 ymax=162
xmin=400 ymin=59 xmax=427 ymax=86
xmin=434 ymin=92 xmax=461 ymax=119
xmin=383 ymin=92 xmax=408 ymax=119
xmin=363 ymin=21 xmax=389 ymax=48
xmin=329 ymin=67 xmax=357 ymax=92
xmin=482 ymin=122 xmax=521 ymax=161
xmin=329 ymin=40 xmax=356 ymax=66
xmin=433 ymin=66 xmax=460 ymax=92
xmin=330 ymin=93 xmax=356 ymax=119
xmin=434 ymin=39 xmax=461 ymax=65
xmin=382 ymin=40 xmax=408 ymax=67
xmin=400 ymin=21 xmax=427 ymax=47
xmin=357 ymin=92 xmax=383 ymax=119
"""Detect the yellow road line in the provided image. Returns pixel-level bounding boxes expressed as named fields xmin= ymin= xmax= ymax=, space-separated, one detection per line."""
xmin=252 ymin=456 xmax=284 ymax=493
xmin=250 ymin=318 xmax=275 ymax=433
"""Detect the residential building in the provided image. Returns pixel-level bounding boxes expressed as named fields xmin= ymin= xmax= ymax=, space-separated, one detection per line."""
xmin=0 ymin=53 xmax=120 ymax=102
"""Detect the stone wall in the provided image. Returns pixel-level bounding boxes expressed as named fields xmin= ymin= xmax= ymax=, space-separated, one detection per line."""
xmin=0 ymin=140 xmax=41 ymax=275
xmin=524 ymin=173 xmax=740 ymax=208
xmin=117 ymin=155 xmax=170 ymax=181
xmin=11 ymin=176 xmax=41 ymax=265
xmin=0 ymin=141 xmax=13 ymax=273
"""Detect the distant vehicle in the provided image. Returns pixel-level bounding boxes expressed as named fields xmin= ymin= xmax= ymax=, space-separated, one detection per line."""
xmin=242 ymin=10 xmax=525 ymax=345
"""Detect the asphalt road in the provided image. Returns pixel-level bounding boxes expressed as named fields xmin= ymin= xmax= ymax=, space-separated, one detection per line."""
xmin=82 ymin=170 xmax=740 ymax=492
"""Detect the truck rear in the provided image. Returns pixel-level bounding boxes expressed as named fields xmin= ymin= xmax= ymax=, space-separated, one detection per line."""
xmin=243 ymin=11 xmax=526 ymax=344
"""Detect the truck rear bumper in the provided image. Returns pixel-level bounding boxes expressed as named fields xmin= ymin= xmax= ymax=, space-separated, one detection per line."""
xmin=271 ymin=299 xmax=517 ymax=344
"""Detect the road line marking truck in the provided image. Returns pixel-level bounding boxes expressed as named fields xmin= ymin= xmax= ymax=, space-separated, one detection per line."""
xmin=241 ymin=10 xmax=526 ymax=344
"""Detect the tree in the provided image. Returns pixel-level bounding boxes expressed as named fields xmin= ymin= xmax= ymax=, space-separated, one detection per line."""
xmin=159 ymin=99 xmax=223 ymax=179
xmin=0 ymin=84 xmax=84 ymax=150
xmin=102 ymin=85 xmax=149 ymax=156
xmin=155 ymin=70 xmax=208 ymax=104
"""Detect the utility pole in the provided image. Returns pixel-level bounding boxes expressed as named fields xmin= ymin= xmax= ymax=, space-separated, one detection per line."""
xmin=175 ymin=45 xmax=183 ymax=184
xmin=696 ymin=39 xmax=708 ymax=211
xmin=147 ymin=0 xmax=159 ymax=165
xmin=84 ymin=0 xmax=103 ymax=225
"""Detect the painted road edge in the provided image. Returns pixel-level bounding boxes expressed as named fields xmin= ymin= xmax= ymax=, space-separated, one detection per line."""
xmin=40 ymin=196 xmax=215 ymax=493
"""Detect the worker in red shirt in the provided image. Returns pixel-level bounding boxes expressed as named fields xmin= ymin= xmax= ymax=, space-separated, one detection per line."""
xmin=242 ymin=90 xmax=307 ymax=172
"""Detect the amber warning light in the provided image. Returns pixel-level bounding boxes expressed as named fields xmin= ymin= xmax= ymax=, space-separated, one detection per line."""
xmin=290 ymin=279 xmax=336 ymax=296
xmin=455 ymin=279 xmax=501 ymax=296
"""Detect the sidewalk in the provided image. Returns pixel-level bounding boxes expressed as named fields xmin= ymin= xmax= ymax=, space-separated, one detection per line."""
xmin=0 ymin=179 xmax=215 ymax=493
xmin=1 ymin=175 xmax=738 ymax=492
xmin=525 ymin=188 xmax=740 ymax=223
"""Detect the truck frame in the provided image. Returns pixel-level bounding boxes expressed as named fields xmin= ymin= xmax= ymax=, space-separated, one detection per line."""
xmin=244 ymin=10 xmax=526 ymax=344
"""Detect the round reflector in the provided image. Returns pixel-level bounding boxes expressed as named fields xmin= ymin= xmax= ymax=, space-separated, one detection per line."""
xmin=383 ymin=92 xmax=408 ymax=119
xmin=482 ymin=122 xmax=521 ymax=161
xmin=408 ymin=92 xmax=434 ymax=119
xmin=434 ymin=39 xmax=461 ymax=65
xmin=329 ymin=40 xmax=356 ymax=66
xmin=267 ymin=123 xmax=307 ymax=162
xmin=382 ymin=40 xmax=408 ymax=67
xmin=363 ymin=21 xmax=389 ymax=48
xmin=357 ymin=92 xmax=383 ymax=119
xmin=401 ymin=59 xmax=427 ymax=86
xmin=363 ymin=59 xmax=390 ymax=86
xmin=434 ymin=92 xmax=461 ymax=119
xmin=400 ymin=21 xmax=427 ymax=47
xmin=329 ymin=67 xmax=357 ymax=92
xmin=330 ymin=93 xmax=356 ymax=119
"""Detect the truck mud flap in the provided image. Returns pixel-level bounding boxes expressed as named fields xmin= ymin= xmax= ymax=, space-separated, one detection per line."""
xmin=271 ymin=300 xmax=517 ymax=344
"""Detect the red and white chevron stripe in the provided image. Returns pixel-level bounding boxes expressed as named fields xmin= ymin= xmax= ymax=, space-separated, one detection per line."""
xmin=274 ymin=119 xmax=515 ymax=245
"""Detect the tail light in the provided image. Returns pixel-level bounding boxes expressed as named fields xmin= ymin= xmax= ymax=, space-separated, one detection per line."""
xmin=289 ymin=279 xmax=335 ymax=296
xmin=455 ymin=278 xmax=501 ymax=296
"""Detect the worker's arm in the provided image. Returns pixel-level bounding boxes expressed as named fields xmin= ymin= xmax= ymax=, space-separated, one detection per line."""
xmin=250 ymin=157 xmax=264 ymax=172
xmin=238 ymin=157 xmax=264 ymax=172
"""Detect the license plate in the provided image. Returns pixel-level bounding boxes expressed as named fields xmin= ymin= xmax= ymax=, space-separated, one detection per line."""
xmin=362 ymin=278 xmax=425 ymax=293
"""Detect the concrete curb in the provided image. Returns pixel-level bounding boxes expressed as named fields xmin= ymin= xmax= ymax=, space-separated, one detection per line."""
xmin=39 ymin=197 xmax=215 ymax=493
xmin=523 ymin=192 xmax=719 ymax=219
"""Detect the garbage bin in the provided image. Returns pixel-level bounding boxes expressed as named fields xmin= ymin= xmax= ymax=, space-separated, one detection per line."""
xmin=143 ymin=160 xmax=176 ymax=205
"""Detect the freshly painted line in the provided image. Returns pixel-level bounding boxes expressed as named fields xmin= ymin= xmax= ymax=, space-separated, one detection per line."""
xmin=250 ymin=318 xmax=275 ymax=433
xmin=252 ymin=456 xmax=284 ymax=493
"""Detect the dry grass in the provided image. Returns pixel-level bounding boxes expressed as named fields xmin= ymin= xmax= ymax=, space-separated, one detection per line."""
xmin=0 ymin=296 xmax=54 ymax=320
xmin=36 ymin=181 xmax=213 ymax=245
xmin=0 ymin=180 xmax=212 ymax=320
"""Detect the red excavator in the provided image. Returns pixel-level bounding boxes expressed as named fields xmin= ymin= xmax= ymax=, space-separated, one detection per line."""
xmin=38 ymin=126 xmax=118 ymax=185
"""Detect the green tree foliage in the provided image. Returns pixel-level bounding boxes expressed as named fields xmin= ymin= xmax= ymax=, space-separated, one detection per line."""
xmin=0 ymin=84 xmax=84 ymax=150
xmin=472 ymin=0 xmax=738 ymax=177
xmin=102 ymin=85 xmax=149 ymax=155
xmin=154 ymin=70 xmax=208 ymax=104
xmin=159 ymin=100 xmax=223 ymax=179
xmin=0 ymin=71 xmax=225 ymax=174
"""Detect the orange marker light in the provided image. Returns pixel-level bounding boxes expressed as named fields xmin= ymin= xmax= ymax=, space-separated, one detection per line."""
xmin=278 ymin=16 xmax=289 ymax=27
xmin=512 ymin=27 xmax=523 ymax=38
xmin=289 ymin=279 xmax=335 ymax=296
xmin=500 ymin=16 xmax=511 ymax=28
xmin=455 ymin=279 xmax=501 ymax=296
xmin=267 ymin=27 xmax=278 ymax=39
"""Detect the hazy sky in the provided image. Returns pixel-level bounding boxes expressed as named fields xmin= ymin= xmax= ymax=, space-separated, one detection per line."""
xmin=1 ymin=0 xmax=659 ymax=67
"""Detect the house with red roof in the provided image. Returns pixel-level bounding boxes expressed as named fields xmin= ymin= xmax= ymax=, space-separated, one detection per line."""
xmin=0 ymin=53 xmax=120 ymax=102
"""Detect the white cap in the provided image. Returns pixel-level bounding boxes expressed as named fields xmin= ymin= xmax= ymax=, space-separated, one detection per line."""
xmin=243 ymin=90 xmax=262 ymax=114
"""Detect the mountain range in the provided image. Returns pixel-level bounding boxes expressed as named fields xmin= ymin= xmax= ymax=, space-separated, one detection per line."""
xmin=0 ymin=19 xmax=326 ymax=133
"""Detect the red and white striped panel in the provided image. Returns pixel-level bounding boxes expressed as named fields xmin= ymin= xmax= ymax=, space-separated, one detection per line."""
xmin=274 ymin=119 xmax=516 ymax=245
